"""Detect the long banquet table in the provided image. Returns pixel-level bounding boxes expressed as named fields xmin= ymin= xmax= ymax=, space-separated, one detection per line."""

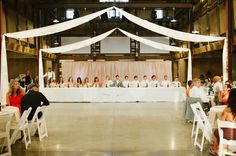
xmin=41 ymin=87 xmax=186 ymax=102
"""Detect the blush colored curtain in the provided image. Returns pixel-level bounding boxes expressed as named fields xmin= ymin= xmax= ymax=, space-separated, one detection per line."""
xmin=61 ymin=61 xmax=172 ymax=84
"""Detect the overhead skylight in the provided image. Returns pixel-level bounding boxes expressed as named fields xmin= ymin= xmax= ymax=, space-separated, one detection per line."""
xmin=107 ymin=9 xmax=122 ymax=19
xmin=66 ymin=9 xmax=75 ymax=19
xmin=155 ymin=9 xmax=163 ymax=19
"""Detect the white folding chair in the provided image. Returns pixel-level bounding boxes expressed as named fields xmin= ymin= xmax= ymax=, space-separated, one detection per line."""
xmin=29 ymin=106 xmax=48 ymax=141
xmin=10 ymin=107 xmax=32 ymax=149
xmin=191 ymin=102 xmax=213 ymax=151
xmin=0 ymin=115 xmax=12 ymax=156
xmin=217 ymin=119 xmax=236 ymax=156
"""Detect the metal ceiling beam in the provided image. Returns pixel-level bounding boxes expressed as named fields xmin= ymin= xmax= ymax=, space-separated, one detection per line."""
xmin=35 ymin=3 xmax=192 ymax=9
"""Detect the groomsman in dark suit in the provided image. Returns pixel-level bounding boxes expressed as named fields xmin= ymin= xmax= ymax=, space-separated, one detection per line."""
xmin=113 ymin=75 xmax=123 ymax=87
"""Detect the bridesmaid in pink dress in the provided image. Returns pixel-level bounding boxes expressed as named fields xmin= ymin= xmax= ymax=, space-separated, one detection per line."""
xmin=6 ymin=79 xmax=25 ymax=113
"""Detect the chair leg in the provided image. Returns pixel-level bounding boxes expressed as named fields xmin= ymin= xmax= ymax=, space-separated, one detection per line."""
xmin=191 ymin=119 xmax=196 ymax=138
xmin=22 ymin=129 xmax=27 ymax=150
xmin=37 ymin=121 xmax=42 ymax=141
xmin=44 ymin=118 xmax=48 ymax=137
xmin=194 ymin=126 xmax=199 ymax=146
xmin=200 ymin=131 xmax=205 ymax=152
xmin=7 ymin=133 xmax=12 ymax=156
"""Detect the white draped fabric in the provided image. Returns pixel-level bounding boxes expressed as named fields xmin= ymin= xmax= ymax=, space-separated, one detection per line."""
xmin=118 ymin=28 xmax=189 ymax=52
xmin=115 ymin=7 xmax=225 ymax=42
xmin=39 ymin=28 xmax=191 ymax=88
xmin=61 ymin=61 xmax=172 ymax=84
xmin=0 ymin=6 xmax=227 ymax=104
xmin=5 ymin=7 xmax=113 ymax=39
xmin=39 ymin=28 xmax=116 ymax=88
xmin=115 ymin=7 xmax=226 ymax=81
xmin=40 ymin=28 xmax=116 ymax=53
xmin=0 ymin=7 xmax=112 ymax=104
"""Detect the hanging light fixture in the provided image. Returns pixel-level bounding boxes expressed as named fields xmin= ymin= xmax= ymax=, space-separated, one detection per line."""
xmin=171 ymin=8 xmax=177 ymax=23
xmin=53 ymin=8 xmax=59 ymax=23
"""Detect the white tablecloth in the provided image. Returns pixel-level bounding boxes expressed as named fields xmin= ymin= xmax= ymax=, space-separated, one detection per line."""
xmin=208 ymin=105 xmax=226 ymax=128
xmin=41 ymin=87 xmax=186 ymax=102
xmin=0 ymin=106 xmax=20 ymax=123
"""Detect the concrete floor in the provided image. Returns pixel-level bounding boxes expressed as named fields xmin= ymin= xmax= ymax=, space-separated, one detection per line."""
xmin=12 ymin=102 xmax=210 ymax=156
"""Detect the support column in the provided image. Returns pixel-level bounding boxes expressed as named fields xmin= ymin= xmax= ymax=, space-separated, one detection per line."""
xmin=226 ymin=0 xmax=234 ymax=80
xmin=0 ymin=0 xmax=3 ymax=50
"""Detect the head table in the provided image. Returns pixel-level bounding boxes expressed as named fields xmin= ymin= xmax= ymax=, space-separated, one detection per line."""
xmin=41 ymin=87 xmax=186 ymax=103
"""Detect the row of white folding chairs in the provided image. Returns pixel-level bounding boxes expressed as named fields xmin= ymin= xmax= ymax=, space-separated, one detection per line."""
xmin=10 ymin=105 xmax=48 ymax=151
xmin=191 ymin=103 xmax=236 ymax=155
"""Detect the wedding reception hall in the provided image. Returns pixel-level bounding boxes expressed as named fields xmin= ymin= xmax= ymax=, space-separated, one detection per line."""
xmin=0 ymin=0 xmax=236 ymax=156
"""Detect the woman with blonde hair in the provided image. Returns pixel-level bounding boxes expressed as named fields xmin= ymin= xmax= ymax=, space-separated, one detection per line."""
xmin=83 ymin=77 xmax=91 ymax=88
xmin=6 ymin=79 xmax=25 ymax=113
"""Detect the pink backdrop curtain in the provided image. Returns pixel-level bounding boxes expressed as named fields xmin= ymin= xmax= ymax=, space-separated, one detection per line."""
xmin=61 ymin=61 xmax=172 ymax=83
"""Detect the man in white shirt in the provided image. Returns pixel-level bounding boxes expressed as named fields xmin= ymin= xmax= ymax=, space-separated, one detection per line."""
xmin=43 ymin=68 xmax=55 ymax=82
xmin=141 ymin=75 xmax=149 ymax=88
xmin=131 ymin=75 xmax=140 ymax=88
xmin=149 ymin=75 xmax=160 ymax=87
xmin=161 ymin=75 xmax=171 ymax=87
xmin=122 ymin=75 xmax=130 ymax=88
xmin=104 ymin=75 xmax=113 ymax=88
xmin=189 ymin=78 xmax=208 ymax=103
xmin=213 ymin=76 xmax=223 ymax=92
xmin=172 ymin=77 xmax=182 ymax=87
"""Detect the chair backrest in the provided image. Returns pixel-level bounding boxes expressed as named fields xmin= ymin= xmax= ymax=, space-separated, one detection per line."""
xmin=31 ymin=106 xmax=47 ymax=123
xmin=217 ymin=119 xmax=236 ymax=146
xmin=18 ymin=107 xmax=32 ymax=128
xmin=191 ymin=102 xmax=212 ymax=141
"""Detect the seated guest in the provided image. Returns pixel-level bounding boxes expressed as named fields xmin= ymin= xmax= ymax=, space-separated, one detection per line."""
xmin=93 ymin=76 xmax=101 ymax=88
xmin=58 ymin=76 xmax=65 ymax=88
xmin=131 ymin=75 xmax=140 ymax=88
xmin=203 ymin=78 xmax=213 ymax=94
xmin=20 ymin=83 xmax=49 ymax=121
xmin=104 ymin=75 xmax=113 ymax=88
xmin=112 ymin=75 xmax=123 ymax=87
xmin=83 ymin=77 xmax=91 ymax=88
xmin=76 ymin=77 xmax=83 ymax=88
xmin=218 ymin=84 xmax=231 ymax=105
xmin=186 ymin=80 xmax=193 ymax=97
xmin=209 ymin=88 xmax=236 ymax=155
xmin=6 ymin=79 xmax=25 ymax=113
xmin=184 ymin=79 xmax=207 ymax=122
xmin=149 ymin=75 xmax=159 ymax=87
xmin=161 ymin=75 xmax=171 ymax=87
xmin=172 ymin=77 xmax=182 ymax=87
xmin=67 ymin=76 xmax=74 ymax=88
xmin=51 ymin=80 xmax=58 ymax=88
xmin=141 ymin=75 xmax=149 ymax=88
xmin=203 ymin=78 xmax=212 ymax=88
xmin=189 ymin=78 xmax=208 ymax=103
xmin=213 ymin=76 xmax=223 ymax=105
xmin=122 ymin=75 xmax=130 ymax=88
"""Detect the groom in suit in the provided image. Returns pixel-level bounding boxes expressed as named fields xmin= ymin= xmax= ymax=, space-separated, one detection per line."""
xmin=113 ymin=75 xmax=123 ymax=87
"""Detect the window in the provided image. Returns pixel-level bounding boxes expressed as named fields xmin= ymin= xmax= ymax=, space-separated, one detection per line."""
xmin=66 ymin=9 xmax=75 ymax=19
xmin=155 ymin=9 xmax=163 ymax=19
xmin=107 ymin=9 xmax=122 ymax=19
